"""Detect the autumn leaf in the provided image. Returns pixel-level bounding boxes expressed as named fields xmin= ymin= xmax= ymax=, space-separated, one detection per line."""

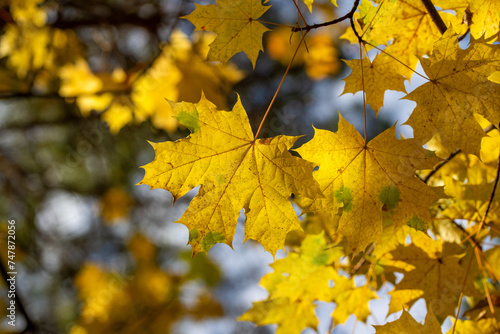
xmin=405 ymin=31 xmax=500 ymax=156
xmin=139 ymin=95 xmax=321 ymax=255
xmin=182 ymin=0 xmax=270 ymax=68
xmin=295 ymin=115 xmax=439 ymax=252
xmin=342 ymin=53 xmax=407 ymax=113
xmin=240 ymin=233 xmax=375 ymax=332
xmin=469 ymin=0 xmax=500 ymax=40
xmin=374 ymin=309 xmax=441 ymax=334
xmin=448 ymin=317 xmax=500 ymax=334
xmin=385 ymin=231 xmax=478 ymax=317
xmin=341 ymin=0 xmax=461 ymax=77
xmin=239 ymin=233 xmax=341 ymax=333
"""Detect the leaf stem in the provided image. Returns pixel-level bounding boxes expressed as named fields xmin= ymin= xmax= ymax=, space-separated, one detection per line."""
xmin=291 ymin=0 xmax=308 ymax=27
xmin=359 ymin=43 xmax=368 ymax=144
xmin=363 ymin=42 xmax=429 ymax=81
xmin=256 ymin=20 xmax=294 ymax=29
xmin=254 ymin=31 xmax=309 ymax=139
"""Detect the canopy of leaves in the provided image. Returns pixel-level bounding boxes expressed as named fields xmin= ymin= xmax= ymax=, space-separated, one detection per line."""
xmin=2 ymin=0 xmax=500 ymax=333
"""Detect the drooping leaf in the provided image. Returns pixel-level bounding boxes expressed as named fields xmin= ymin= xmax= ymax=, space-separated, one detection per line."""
xmin=139 ymin=95 xmax=321 ymax=255
xmin=295 ymin=115 xmax=439 ymax=252
xmin=182 ymin=0 xmax=270 ymax=67
xmin=405 ymin=31 xmax=500 ymax=156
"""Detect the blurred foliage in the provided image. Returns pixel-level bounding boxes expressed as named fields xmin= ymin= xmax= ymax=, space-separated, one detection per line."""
xmin=0 ymin=0 xmax=368 ymax=333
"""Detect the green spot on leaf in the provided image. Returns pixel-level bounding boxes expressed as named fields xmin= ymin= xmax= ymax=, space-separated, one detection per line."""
xmin=176 ymin=109 xmax=200 ymax=133
xmin=312 ymin=252 xmax=329 ymax=266
xmin=217 ymin=174 xmax=226 ymax=184
xmin=379 ymin=185 xmax=400 ymax=210
xmin=189 ymin=229 xmax=200 ymax=242
xmin=407 ymin=216 xmax=426 ymax=231
xmin=334 ymin=187 xmax=353 ymax=212
xmin=201 ymin=231 xmax=226 ymax=251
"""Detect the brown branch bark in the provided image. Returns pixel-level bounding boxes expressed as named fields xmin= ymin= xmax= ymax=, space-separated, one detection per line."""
xmin=292 ymin=0 xmax=360 ymax=32
xmin=420 ymin=0 xmax=447 ymax=35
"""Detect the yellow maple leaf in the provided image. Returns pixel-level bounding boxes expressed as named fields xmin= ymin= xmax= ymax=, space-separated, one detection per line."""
xmin=139 ymin=95 xmax=321 ymax=255
xmin=448 ymin=317 xmax=500 ymax=334
xmin=342 ymin=0 xmax=461 ymax=77
xmin=330 ymin=276 xmax=377 ymax=324
xmin=295 ymin=115 xmax=439 ymax=252
xmin=342 ymin=53 xmax=407 ymax=113
xmin=182 ymin=0 xmax=270 ymax=67
xmin=469 ymin=0 xmax=500 ymax=40
xmin=239 ymin=298 xmax=318 ymax=334
xmin=240 ymin=233 xmax=340 ymax=333
xmin=385 ymin=232 xmax=478 ymax=317
xmin=240 ymin=233 xmax=376 ymax=331
xmin=260 ymin=233 xmax=342 ymax=302
xmin=374 ymin=309 xmax=441 ymax=334
xmin=405 ymin=31 xmax=500 ymax=156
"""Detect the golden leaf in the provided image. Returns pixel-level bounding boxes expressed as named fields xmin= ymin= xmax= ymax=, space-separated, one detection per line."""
xmin=182 ymin=0 xmax=270 ymax=67
xmin=139 ymin=95 xmax=321 ymax=255
xmin=405 ymin=31 xmax=500 ymax=156
xmin=296 ymin=115 xmax=439 ymax=252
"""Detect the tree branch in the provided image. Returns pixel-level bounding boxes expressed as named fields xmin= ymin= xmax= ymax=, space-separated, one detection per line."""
xmin=420 ymin=0 xmax=447 ymax=35
xmin=291 ymin=0 xmax=360 ymax=32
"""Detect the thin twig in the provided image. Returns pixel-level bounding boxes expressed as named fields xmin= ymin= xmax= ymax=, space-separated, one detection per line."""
xmin=254 ymin=31 xmax=309 ymax=139
xmin=362 ymin=41 xmax=429 ymax=81
xmin=291 ymin=0 xmax=360 ymax=32
xmin=424 ymin=149 xmax=461 ymax=183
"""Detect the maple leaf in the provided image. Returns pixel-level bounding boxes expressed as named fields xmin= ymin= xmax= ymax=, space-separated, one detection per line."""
xmin=405 ymin=31 xmax=500 ymax=156
xmin=240 ymin=233 xmax=376 ymax=332
xmin=385 ymin=232 xmax=478 ymax=317
xmin=139 ymin=95 xmax=321 ymax=255
xmin=342 ymin=53 xmax=407 ymax=113
xmin=469 ymin=0 xmax=500 ymax=40
xmin=182 ymin=0 xmax=270 ymax=68
xmin=295 ymin=115 xmax=439 ymax=252
xmin=374 ymin=309 xmax=441 ymax=334
xmin=239 ymin=233 xmax=341 ymax=333
xmin=448 ymin=317 xmax=500 ymax=334
xmin=341 ymin=0 xmax=461 ymax=77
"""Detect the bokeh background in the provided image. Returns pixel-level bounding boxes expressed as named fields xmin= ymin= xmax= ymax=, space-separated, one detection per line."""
xmin=0 ymin=0 xmax=420 ymax=333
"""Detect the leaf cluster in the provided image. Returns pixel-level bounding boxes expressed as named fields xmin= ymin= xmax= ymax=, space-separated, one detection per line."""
xmin=139 ymin=0 xmax=500 ymax=332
